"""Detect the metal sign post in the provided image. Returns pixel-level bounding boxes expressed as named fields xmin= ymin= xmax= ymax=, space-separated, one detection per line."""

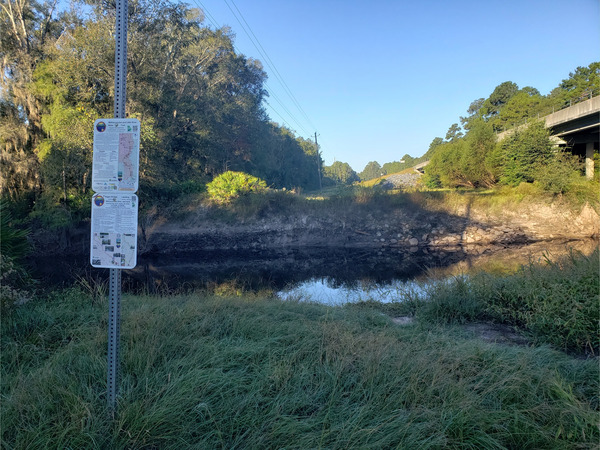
xmin=107 ymin=267 xmax=121 ymax=412
xmin=90 ymin=0 xmax=137 ymax=415
xmin=108 ymin=0 xmax=128 ymax=413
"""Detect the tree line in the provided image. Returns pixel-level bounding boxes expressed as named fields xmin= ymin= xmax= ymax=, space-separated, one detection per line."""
xmin=354 ymin=63 xmax=599 ymax=188
xmin=1 ymin=0 xmax=598 ymax=220
xmin=423 ymin=63 xmax=599 ymax=191
xmin=1 ymin=0 xmax=323 ymax=223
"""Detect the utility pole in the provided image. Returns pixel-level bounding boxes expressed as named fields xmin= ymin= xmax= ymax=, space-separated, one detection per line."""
xmin=315 ymin=132 xmax=322 ymax=190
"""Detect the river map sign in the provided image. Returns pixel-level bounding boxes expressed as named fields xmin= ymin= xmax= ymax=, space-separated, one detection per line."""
xmin=92 ymin=118 xmax=140 ymax=192
xmin=90 ymin=118 xmax=140 ymax=269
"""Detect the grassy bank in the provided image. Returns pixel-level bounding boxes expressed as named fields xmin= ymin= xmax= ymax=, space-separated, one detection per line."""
xmin=2 ymin=272 xmax=599 ymax=448
xmin=379 ymin=248 xmax=599 ymax=355
xmin=156 ymin=177 xmax=599 ymax=225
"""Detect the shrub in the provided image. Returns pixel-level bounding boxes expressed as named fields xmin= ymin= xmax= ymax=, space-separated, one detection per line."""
xmin=0 ymin=201 xmax=34 ymax=313
xmin=207 ymin=171 xmax=267 ymax=204
xmin=534 ymin=151 xmax=582 ymax=195
xmin=422 ymin=173 xmax=442 ymax=189
xmin=498 ymin=121 xmax=554 ymax=186
xmin=0 ymin=255 xmax=34 ymax=313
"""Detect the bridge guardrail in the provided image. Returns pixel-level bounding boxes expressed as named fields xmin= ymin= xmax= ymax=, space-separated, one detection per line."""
xmin=494 ymin=88 xmax=600 ymax=133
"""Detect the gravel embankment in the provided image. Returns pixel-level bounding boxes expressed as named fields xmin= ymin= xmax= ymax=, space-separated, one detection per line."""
xmin=382 ymin=172 xmax=421 ymax=188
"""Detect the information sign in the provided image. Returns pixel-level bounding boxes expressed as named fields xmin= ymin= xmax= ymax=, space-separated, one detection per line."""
xmin=90 ymin=193 xmax=138 ymax=269
xmin=92 ymin=118 xmax=140 ymax=193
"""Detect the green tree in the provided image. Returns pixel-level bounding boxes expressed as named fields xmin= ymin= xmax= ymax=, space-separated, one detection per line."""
xmin=0 ymin=99 xmax=40 ymax=198
xmin=461 ymin=119 xmax=497 ymax=187
xmin=467 ymin=98 xmax=485 ymax=115
xmin=382 ymin=161 xmax=401 ymax=174
xmin=425 ymin=119 xmax=496 ymax=188
xmin=248 ymin=124 xmax=320 ymax=191
xmin=498 ymin=121 xmax=554 ymax=186
xmin=359 ymin=161 xmax=382 ymax=181
xmin=534 ymin=151 xmax=582 ymax=195
xmin=475 ymin=81 xmax=520 ymax=131
xmin=401 ymin=154 xmax=416 ymax=166
xmin=445 ymin=123 xmax=463 ymax=142
xmin=423 ymin=137 xmax=444 ymax=160
xmin=295 ymin=135 xmax=322 ymax=189
xmin=0 ymin=0 xmax=63 ymax=198
xmin=548 ymin=62 xmax=600 ymax=108
xmin=460 ymin=98 xmax=485 ymax=130
xmin=482 ymin=81 xmax=519 ymax=118
xmin=323 ymin=161 xmax=359 ymax=185
xmin=23 ymin=0 xmax=330 ymax=206
xmin=425 ymin=140 xmax=468 ymax=187
xmin=495 ymin=88 xmax=546 ymax=131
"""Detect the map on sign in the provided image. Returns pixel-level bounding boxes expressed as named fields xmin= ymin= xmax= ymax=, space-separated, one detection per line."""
xmin=92 ymin=118 xmax=140 ymax=192
xmin=118 ymin=132 xmax=136 ymax=190
xmin=90 ymin=193 xmax=138 ymax=269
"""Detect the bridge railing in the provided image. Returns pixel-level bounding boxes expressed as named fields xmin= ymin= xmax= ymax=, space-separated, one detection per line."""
xmin=494 ymin=88 xmax=600 ymax=133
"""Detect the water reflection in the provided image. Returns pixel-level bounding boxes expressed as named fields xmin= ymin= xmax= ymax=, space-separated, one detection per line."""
xmin=30 ymin=238 xmax=598 ymax=297
xmin=278 ymin=278 xmax=429 ymax=306
xmin=277 ymin=239 xmax=598 ymax=305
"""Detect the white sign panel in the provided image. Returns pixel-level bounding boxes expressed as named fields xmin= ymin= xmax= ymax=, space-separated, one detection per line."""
xmin=90 ymin=193 xmax=138 ymax=269
xmin=92 ymin=118 xmax=140 ymax=193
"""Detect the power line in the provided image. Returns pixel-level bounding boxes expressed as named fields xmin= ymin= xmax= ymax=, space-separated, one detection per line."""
xmin=221 ymin=0 xmax=315 ymax=135
xmin=226 ymin=0 xmax=317 ymax=131
xmin=194 ymin=0 xmax=295 ymax=132
xmin=194 ymin=0 xmax=221 ymax=29
xmin=192 ymin=0 xmax=313 ymax=136
xmin=264 ymin=83 xmax=311 ymax=135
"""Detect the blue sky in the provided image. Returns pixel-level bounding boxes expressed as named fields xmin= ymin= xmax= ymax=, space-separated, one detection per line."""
xmin=168 ymin=0 xmax=598 ymax=172
xmin=194 ymin=0 xmax=600 ymax=172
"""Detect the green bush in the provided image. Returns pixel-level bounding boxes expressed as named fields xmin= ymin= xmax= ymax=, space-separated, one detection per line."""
xmin=0 ymin=255 xmax=34 ymax=314
xmin=498 ymin=121 xmax=553 ymax=186
xmin=534 ymin=151 xmax=582 ymax=195
xmin=422 ymin=172 xmax=442 ymax=189
xmin=207 ymin=171 xmax=267 ymax=204
xmin=0 ymin=200 xmax=30 ymax=261
xmin=0 ymin=201 xmax=34 ymax=313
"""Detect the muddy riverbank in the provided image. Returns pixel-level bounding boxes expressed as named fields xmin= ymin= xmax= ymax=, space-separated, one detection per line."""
xmin=27 ymin=196 xmax=599 ymax=293
xmin=139 ymin=200 xmax=599 ymax=255
xmin=31 ymin=198 xmax=599 ymax=258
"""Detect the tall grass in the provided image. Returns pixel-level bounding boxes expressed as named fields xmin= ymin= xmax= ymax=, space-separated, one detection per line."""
xmin=414 ymin=248 xmax=600 ymax=354
xmin=199 ymin=185 xmax=413 ymax=223
xmin=2 ymin=287 xmax=598 ymax=448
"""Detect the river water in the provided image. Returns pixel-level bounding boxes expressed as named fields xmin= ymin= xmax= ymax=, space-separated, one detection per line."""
xmin=278 ymin=239 xmax=598 ymax=305
xmin=31 ymin=238 xmax=598 ymax=304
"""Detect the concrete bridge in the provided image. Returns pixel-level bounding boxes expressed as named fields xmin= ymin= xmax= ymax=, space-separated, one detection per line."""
xmin=546 ymin=96 xmax=599 ymax=178
xmin=414 ymin=96 xmax=599 ymax=177
xmin=498 ymin=95 xmax=600 ymax=178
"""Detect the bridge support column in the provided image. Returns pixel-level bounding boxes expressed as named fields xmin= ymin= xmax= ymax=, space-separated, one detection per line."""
xmin=585 ymin=142 xmax=594 ymax=179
